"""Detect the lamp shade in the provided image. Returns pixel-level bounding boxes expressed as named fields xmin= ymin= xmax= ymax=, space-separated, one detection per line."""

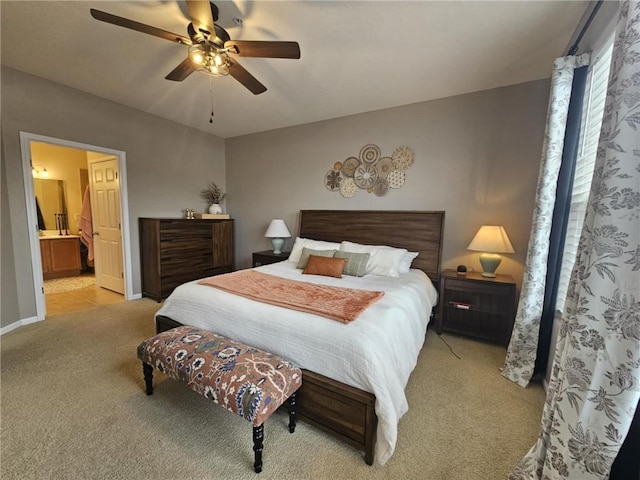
xmin=264 ymin=219 xmax=291 ymax=239
xmin=467 ymin=226 xmax=514 ymax=278
xmin=467 ymin=226 xmax=515 ymax=253
xmin=264 ymin=219 xmax=291 ymax=254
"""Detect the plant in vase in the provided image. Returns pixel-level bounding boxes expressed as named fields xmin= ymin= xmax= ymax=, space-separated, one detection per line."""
xmin=200 ymin=181 xmax=227 ymax=214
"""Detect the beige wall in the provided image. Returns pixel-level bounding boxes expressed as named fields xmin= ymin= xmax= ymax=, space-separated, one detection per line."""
xmin=1 ymin=152 xmax=20 ymax=324
xmin=1 ymin=66 xmax=225 ymax=328
xmin=226 ymin=79 xmax=551 ymax=290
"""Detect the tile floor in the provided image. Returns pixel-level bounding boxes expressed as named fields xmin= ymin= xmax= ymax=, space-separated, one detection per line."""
xmin=45 ymin=283 xmax=124 ymax=317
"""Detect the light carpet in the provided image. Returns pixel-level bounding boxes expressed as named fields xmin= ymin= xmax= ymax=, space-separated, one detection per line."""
xmin=0 ymin=299 xmax=546 ymax=479
xmin=44 ymin=274 xmax=95 ymax=294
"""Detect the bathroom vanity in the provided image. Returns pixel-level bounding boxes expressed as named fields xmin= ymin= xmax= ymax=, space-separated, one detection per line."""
xmin=40 ymin=235 xmax=81 ymax=280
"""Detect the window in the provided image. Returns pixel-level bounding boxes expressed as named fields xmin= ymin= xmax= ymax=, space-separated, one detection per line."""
xmin=555 ymin=33 xmax=615 ymax=313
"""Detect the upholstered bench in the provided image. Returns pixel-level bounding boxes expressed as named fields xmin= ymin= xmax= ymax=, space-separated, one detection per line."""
xmin=137 ymin=326 xmax=302 ymax=473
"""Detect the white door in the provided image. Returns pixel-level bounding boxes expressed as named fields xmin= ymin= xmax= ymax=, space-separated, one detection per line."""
xmin=89 ymin=157 xmax=124 ymax=294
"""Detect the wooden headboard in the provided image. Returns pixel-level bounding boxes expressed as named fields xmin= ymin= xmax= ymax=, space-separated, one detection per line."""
xmin=298 ymin=210 xmax=445 ymax=282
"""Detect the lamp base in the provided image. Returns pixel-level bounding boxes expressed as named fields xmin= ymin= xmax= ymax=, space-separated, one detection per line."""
xmin=271 ymin=238 xmax=285 ymax=255
xmin=479 ymin=253 xmax=502 ymax=278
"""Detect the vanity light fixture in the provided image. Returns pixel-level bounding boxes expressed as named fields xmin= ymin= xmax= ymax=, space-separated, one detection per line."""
xmin=31 ymin=165 xmax=49 ymax=178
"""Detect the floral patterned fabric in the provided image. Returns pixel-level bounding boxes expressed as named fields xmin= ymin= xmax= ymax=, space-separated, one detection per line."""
xmin=510 ymin=1 xmax=640 ymax=478
xmin=137 ymin=326 xmax=302 ymax=426
xmin=502 ymin=53 xmax=590 ymax=387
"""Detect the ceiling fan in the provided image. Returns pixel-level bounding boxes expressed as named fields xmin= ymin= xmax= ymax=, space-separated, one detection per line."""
xmin=89 ymin=0 xmax=300 ymax=95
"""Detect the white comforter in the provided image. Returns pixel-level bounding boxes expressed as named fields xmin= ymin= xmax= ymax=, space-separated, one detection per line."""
xmin=155 ymin=261 xmax=438 ymax=465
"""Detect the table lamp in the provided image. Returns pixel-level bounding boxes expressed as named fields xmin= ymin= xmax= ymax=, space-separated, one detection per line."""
xmin=264 ymin=219 xmax=291 ymax=254
xmin=467 ymin=225 xmax=515 ymax=277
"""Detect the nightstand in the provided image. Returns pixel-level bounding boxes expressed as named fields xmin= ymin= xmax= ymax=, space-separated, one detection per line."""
xmin=436 ymin=269 xmax=516 ymax=345
xmin=252 ymin=250 xmax=290 ymax=267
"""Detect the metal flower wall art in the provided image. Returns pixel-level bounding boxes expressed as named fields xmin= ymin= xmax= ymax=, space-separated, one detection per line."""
xmin=324 ymin=144 xmax=415 ymax=198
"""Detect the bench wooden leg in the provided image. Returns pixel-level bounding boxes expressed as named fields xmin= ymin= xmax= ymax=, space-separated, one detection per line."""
xmin=142 ymin=362 xmax=153 ymax=395
xmin=288 ymin=392 xmax=297 ymax=433
xmin=253 ymin=424 xmax=264 ymax=473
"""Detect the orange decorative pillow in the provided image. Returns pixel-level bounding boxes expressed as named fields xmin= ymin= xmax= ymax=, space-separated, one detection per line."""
xmin=302 ymin=255 xmax=347 ymax=278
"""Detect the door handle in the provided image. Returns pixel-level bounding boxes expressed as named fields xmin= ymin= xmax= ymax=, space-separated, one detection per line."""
xmin=92 ymin=232 xmax=100 ymax=237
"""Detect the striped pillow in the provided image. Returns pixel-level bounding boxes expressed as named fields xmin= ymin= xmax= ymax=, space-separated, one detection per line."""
xmin=333 ymin=251 xmax=370 ymax=277
xmin=296 ymin=247 xmax=337 ymax=269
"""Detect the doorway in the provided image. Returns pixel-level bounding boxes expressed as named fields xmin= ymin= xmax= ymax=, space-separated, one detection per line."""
xmin=20 ymin=132 xmax=134 ymax=320
xmin=44 ymin=282 xmax=124 ymax=316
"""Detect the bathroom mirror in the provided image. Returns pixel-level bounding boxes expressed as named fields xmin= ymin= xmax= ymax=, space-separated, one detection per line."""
xmin=34 ymin=178 xmax=68 ymax=230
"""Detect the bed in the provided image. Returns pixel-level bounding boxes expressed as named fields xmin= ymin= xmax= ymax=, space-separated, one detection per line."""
xmin=155 ymin=210 xmax=445 ymax=465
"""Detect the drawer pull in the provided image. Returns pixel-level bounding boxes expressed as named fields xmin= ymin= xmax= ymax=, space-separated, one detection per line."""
xmin=449 ymin=301 xmax=471 ymax=310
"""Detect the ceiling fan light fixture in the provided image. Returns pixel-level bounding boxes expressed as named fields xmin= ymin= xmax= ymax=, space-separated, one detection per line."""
xmin=188 ymin=44 xmax=230 ymax=76
xmin=209 ymin=62 xmax=229 ymax=76
xmin=189 ymin=47 xmax=205 ymax=65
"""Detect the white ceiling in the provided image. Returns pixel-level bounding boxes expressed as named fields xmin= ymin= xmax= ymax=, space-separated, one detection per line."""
xmin=1 ymin=1 xmax=589 ymax=139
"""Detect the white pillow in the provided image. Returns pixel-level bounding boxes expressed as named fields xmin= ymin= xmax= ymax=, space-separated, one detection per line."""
xmin=340 ymin=241 xmax=407 ymax=278
xmin=399 ymin=251 xmax=419 ymax=274
xmin=288 ymin=237 xmax=340 ymax=263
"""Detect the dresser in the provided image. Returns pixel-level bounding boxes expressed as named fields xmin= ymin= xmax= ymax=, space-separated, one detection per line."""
xmin=139 ymin=218 xmax=234 ymax=301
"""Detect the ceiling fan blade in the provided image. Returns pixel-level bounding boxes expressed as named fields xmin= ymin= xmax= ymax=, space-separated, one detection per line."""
xmin=90 ymin=9 xmax=192 ymax=45
xmin=165 ymin=58 xmax=196 ymax=81
xmin=228 ymin=58 xmax=267 ymax=95
xmin=225 ymin=40 xmax=301 ymax=59
xmin=185 ymin=0 xmax=216 ymax=37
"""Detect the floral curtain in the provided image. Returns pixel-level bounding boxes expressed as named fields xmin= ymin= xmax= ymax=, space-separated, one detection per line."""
xmin=510 ymin=1 xmax=640 ymax=478
xmin=502 ymin=53 xmax=590 ymax=387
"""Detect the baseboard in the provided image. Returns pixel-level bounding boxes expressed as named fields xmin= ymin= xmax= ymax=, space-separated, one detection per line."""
xmin=1 ymin=315 xmax=42 ymax=335
xmin=129 ymin=293 xmax=142 ymax=300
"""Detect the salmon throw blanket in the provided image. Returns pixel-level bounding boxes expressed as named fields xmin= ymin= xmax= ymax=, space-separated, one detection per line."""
xmin=198 ymin=270 xmax=384 ymax=324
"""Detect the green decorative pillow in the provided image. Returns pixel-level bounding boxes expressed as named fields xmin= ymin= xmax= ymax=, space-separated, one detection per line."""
xmin=333 ymin=251 xmax=370 ymax=277
xmin=296 ymin=247 xmax=337 ymax=269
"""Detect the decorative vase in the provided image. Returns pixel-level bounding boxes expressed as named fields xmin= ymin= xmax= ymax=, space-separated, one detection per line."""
xmin=208 ymin=203 xmax=222 ymax=214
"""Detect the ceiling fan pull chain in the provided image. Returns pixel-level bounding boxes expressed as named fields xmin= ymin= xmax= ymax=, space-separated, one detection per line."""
xmin=209 ymin=76 xmax=215 ymax=123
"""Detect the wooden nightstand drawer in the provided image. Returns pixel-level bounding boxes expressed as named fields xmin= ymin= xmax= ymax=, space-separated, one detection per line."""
xmin=252 ymin=250 xmax=290 ymax=267
xmin=437 ymin=270 xmax=516 ymax=345
xmin=442 ymin=307 xmax=509 ymax=342
xmin=445 ymin=278 xmax=510 ymax=296
xmin=443 ymin=286 xmax=513 ymax=315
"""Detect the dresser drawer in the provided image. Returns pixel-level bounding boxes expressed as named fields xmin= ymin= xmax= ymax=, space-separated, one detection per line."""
xmin=160 ymin=266 xmax=231 ymax=297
